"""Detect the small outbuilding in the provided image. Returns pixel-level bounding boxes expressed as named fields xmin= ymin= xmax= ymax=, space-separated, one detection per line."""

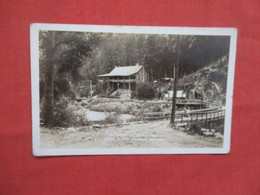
xmin=164 ymin=90 xmax=187 ymax=99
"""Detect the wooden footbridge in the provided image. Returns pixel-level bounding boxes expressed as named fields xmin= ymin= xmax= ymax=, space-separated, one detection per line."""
xmin=146 ymin=99 xmax=205 ymax=107
xmin=143 ymin=106 xmax=225 ymax=124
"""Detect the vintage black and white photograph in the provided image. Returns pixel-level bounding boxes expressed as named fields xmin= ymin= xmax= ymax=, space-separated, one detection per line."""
xmin=31 ymin=24 xmax=237 ymax=155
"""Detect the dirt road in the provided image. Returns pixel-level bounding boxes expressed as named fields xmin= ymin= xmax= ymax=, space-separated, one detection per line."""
xmin=40 ymin=120 xmax=223 ymax=148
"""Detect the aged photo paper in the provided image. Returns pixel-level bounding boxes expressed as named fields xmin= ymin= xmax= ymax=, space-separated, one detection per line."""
xmin=31 ymin=24 xmax=237 ymax=156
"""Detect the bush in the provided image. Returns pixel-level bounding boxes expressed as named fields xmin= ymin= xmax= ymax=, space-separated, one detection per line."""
xmin=80 ymin=100 xmax=88 ymax=107
xmin=136 ymin=83 xmax=156 ymax=100
xmin=53 ymin=97 xmax=89 ymax=127
xmin=103 ymin=113 xmax=122 ymax=124
xmin=88 ymin=101 xmax=136 ymax=115
xmin=188 ymin=123 xmax=204 ymax=135
xmin=80 ymin=90 xmax=89 ymax=98
xmin=208 ymin=71 xmax=227 ymax=89
xmin=152 ymin=105 xmax=162 ymax=112
xmin=131 ymin=91 xmax=136 ymax=99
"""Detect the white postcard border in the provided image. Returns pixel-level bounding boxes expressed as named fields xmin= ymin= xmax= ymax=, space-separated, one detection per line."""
xmin=31 ymin=23 xmax=237 ymax=156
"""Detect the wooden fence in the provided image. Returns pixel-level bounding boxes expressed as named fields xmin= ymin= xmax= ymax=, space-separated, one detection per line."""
xmin=143 ymin=107 xmax=225 ymax=124
xmin=176 ymin=109 xmax=225 ymax=124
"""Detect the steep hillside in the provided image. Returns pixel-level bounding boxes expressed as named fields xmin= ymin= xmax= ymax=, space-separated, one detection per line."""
xmin=178 ymin=55 xmax=229 ymax=104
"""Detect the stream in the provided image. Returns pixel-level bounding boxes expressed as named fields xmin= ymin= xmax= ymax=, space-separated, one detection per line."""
xmin=86 ymin=109 xmax=133 ymax=122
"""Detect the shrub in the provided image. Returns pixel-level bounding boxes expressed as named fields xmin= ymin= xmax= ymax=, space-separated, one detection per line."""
xmin=152 ymin=105 xmax=162 ymax=112
xmin=131 ymin=91 xmax=136 ymax=99
xmin=208 ymin=71 xmax=226 ymax=86
xmin=80 ymin=101 xmax=88 ymax=107
xmin=53 ymin=97 xmax=89 ymax=127
xmin=188 ymin=123 xmax=204 ymax=135
xmin=80 ymin=90 xmax=89 ymax=98
xmin=103 ymin=113 xmax=122 ymax=124
xmin=136 ymin=83 xmax=156 ymax=100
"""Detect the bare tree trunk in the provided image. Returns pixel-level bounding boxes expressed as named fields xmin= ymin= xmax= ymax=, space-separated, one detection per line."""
xmin=151 ymin=67 xmax=154 ymax=81
xmin=42 ymin=31 xmax=56 ymax=127
xmin=170 ymin=35 xmax=179 ymax=125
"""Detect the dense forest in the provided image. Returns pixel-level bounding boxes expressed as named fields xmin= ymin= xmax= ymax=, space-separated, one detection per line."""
xmin=39 ymin=30 xmax=230 ymax=127
xmin=80 ymin=33 xmax=230 ymax=82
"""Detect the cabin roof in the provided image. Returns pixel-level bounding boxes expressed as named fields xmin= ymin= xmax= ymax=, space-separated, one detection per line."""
xmin=98 ymin=65 xmax=143 ymax=77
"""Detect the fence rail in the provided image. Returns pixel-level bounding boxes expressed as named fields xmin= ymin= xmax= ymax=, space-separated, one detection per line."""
xmin=143 ymin=107 xmax=225 ymax=123
xmin=176 ymin=109 xmax=225 ymax=124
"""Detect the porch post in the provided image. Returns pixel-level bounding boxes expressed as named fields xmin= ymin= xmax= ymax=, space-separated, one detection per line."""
xmin=129 ymin=76 xmax=131 ymax=91
xmin=123 ymin=77 xmax=125 ymax=89
xmin=117 ymin=76 xmax=119 ymax=89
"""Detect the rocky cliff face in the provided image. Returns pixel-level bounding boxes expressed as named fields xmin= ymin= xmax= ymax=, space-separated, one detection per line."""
xmin=178 ymin=55 xmax=229 ymax=105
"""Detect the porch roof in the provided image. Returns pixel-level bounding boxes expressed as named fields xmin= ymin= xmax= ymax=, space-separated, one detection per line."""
xmin=98 ymin=65 xmax=143 ymax=77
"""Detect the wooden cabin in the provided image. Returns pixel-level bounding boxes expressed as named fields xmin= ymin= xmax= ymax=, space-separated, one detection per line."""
xmin=98 ymin=65 xmax=150 ymax=91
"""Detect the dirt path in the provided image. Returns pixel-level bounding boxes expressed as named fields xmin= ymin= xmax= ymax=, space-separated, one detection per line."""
xmin=40 ymin=120 xmax=223 ymax=148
